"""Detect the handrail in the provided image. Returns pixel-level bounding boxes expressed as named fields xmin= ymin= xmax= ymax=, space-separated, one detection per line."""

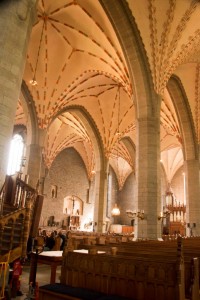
xmin=0 ymin=174 xmax=36 ymax=213
xmin=0 ymin=186 xmax=38 ymax=261
xmin=0 ymin=251 xmax=10 ymax=299
xmin=0 ymin=207 xmax=26 ymax=226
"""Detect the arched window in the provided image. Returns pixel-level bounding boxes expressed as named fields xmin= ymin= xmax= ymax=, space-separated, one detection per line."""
xmin=7 ymin=134 xmax=24 ymax=175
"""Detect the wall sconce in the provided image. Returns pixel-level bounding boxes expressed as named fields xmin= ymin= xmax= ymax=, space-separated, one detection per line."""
xmin=158 ymin=210 xmax=170 ymax=220
xmin=187 ymin=223 xmax=196 ymax=236
xmin=126 ymin=209 xmax=145 ymax=220
xmin=187 ymin=223 xmax=196 ymax=228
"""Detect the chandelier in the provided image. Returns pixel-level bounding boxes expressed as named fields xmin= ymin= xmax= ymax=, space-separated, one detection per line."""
xmin=111 ymin=203 xmax=120 ymax=216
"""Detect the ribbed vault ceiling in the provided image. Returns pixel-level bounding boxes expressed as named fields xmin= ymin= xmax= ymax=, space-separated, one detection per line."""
xmin=16 ymin=0 xmax=200 ymax=189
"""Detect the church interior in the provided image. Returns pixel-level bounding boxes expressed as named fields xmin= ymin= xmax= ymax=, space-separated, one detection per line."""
xmin=1 ymin=1 xmax=200 ymax=299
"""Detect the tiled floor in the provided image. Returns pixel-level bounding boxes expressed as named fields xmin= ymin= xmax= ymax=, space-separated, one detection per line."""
xmin=11 ymin=263 xmax=61 ymax=299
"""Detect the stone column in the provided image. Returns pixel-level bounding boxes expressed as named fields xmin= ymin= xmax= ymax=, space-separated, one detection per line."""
xmin=93 ymin=161 xmax=109 ymax=233
xmin=135 ymin=113 xmax=161 ymax=240
xmin=25 ymin=144 xmax=44 ymax=190
xmin=26 ymin=128 xmax=46 ymax=191
xmin=0 ymin=0 xmax=37 ymax=188
xmin=185 ymin=159 xmax=200 ymax=236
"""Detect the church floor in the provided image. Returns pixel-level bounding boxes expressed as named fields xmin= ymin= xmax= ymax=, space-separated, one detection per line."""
xmin=11 ymin=263 xmax=61 ymax=300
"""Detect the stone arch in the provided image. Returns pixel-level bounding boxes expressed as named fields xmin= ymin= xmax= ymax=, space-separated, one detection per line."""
xmin=99 ymin=1 xmax=162 ymax=239
xmin=47 ymin=105 xmax=106 ymax=174
xmin=167 ymin=76 xmax=200 ymax=233
xmin=167 ymin=76 xmax=198 ymax=161
xmin=100 ymin=0 xmax=156 ymax=118
xmin=21 ymin=81 xmax=39 ymax=146
xmin=20 ymin=82 xmax=43 ymax=187
xmin=120 ymin=136 xmax=136 ymax=173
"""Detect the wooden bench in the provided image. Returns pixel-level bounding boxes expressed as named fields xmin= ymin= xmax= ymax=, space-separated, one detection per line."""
xmin=60 ymin=251 xmax=184 ymax=300
xmin=60 ymin=235 xmax=200 ymax=300
xmin=76 ymin=237 xmax=200 ymax=299
xmin=61 ymin=239 xmax=200 ymax=300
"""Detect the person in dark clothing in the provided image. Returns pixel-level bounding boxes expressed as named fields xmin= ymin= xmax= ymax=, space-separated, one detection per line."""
xmin=58 ymin=231 xmax=66 ymax=250
xmin=44 ymin=232 xmax=55 ymax=251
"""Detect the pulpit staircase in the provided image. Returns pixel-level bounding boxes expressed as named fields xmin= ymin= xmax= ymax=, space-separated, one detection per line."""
xmin=0 ymin=175 xmax=43 ymax=263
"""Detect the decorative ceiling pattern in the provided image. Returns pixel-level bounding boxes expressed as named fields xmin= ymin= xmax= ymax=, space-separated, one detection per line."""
xmin=128 ymin=0 xmax=200 ymax=94
xmin=22 ymin=0 xmax=135 ymax=185
xmin=15 ymin=0 xmax=200 ymax=188
xmin=127 ymin=0 xmax=200 ymax=178
xmin=24 ymin=0 xmax=131 ymax=129
xmin=43 ymin=111 xmax=96 ymax=180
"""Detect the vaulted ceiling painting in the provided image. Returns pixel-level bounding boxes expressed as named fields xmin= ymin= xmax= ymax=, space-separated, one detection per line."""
xmin=16 ymin=0 xmax=200 ymax=189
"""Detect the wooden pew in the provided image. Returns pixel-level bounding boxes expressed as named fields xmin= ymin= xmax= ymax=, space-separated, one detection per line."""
xmin=76 ymin=237 xmax=200 ymax=299
xmin=38 ymin=234 xmax=199 ymax=300
xmin=60 ymin=237 xmax=186 ymax=300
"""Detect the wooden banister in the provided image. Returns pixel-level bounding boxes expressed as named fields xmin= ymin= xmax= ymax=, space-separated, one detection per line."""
xmin=0 ymin=175 xmax=40 ymax=262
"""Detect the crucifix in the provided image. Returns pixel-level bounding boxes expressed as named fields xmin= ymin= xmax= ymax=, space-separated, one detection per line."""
xmin=71 ymin=195 xmax=75 ymax=215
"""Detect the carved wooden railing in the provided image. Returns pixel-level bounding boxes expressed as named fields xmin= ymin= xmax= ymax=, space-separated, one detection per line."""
xmin=0 ymin=175 xmax=39 ymax=262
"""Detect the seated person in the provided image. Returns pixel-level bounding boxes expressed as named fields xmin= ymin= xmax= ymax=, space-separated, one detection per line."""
xmin=44 ymin=232 xmax=55 ymax=251
xmin=58 ymin=231 xmax=66 ymax=250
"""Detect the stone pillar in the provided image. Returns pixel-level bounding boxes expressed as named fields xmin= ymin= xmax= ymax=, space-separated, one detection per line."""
xmin=135 ymin=113 xmax=161 ymax=240
xmin=185 ymin=159 xmax=200 ymax=236
xmin=26 ymin=128 xmax=46 ymax=191
xmin=93 ymin=162 xmax=109 ymax=233
xmin=26 ymin=144 xmax=43 ymax=189
xmin=0 ymin=0 xmax=37 ymax=188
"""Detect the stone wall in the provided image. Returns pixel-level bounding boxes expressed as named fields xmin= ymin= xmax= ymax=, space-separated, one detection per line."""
xmin=160 ymin=165 xmax=184 ymax=206
xmin=40 ymin=148 xmax=185 ymax=230
xmin=107 ymin=166 xmax=119 ymax=226
xmin=171 ymin=166 xmax=184 ymax=205
xmin=161 ymin=166 xmax=168 ymax=207
xmin=40 ymin=147 xmax=91 ymax=229
xmin=118 ymin=171 xmax=135 ymax=226
xmin=40 ymin=148 xmax=120 ymax=230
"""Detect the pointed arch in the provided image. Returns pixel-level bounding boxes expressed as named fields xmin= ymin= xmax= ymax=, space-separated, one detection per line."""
xmin=21 ymin=81 xmax=39 ymax=145
xmin=167 ymin=76 xmax=198 ymax=161
xmin=46 ymin=105 xmax=105 ymax=174
xmin=100 ymin=0 xmax=156 ymax=118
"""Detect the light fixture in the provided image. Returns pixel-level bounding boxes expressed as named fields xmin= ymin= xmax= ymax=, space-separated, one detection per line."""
xmin=30 ymin=17 xmax=45 ymax=86
xmin=126 ymin=209 xmax=145 ymax=220
xmin=158 ymin=209 xmax=170 ymax=220
xmin=111 ymin=203 xmax=120 ymax=216
xmin=30 ymin=78 xmax=37 ymax=86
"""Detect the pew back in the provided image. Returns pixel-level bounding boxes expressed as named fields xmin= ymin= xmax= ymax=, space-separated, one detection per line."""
xmin=61 ymin=251 xmax=184 ymax=300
